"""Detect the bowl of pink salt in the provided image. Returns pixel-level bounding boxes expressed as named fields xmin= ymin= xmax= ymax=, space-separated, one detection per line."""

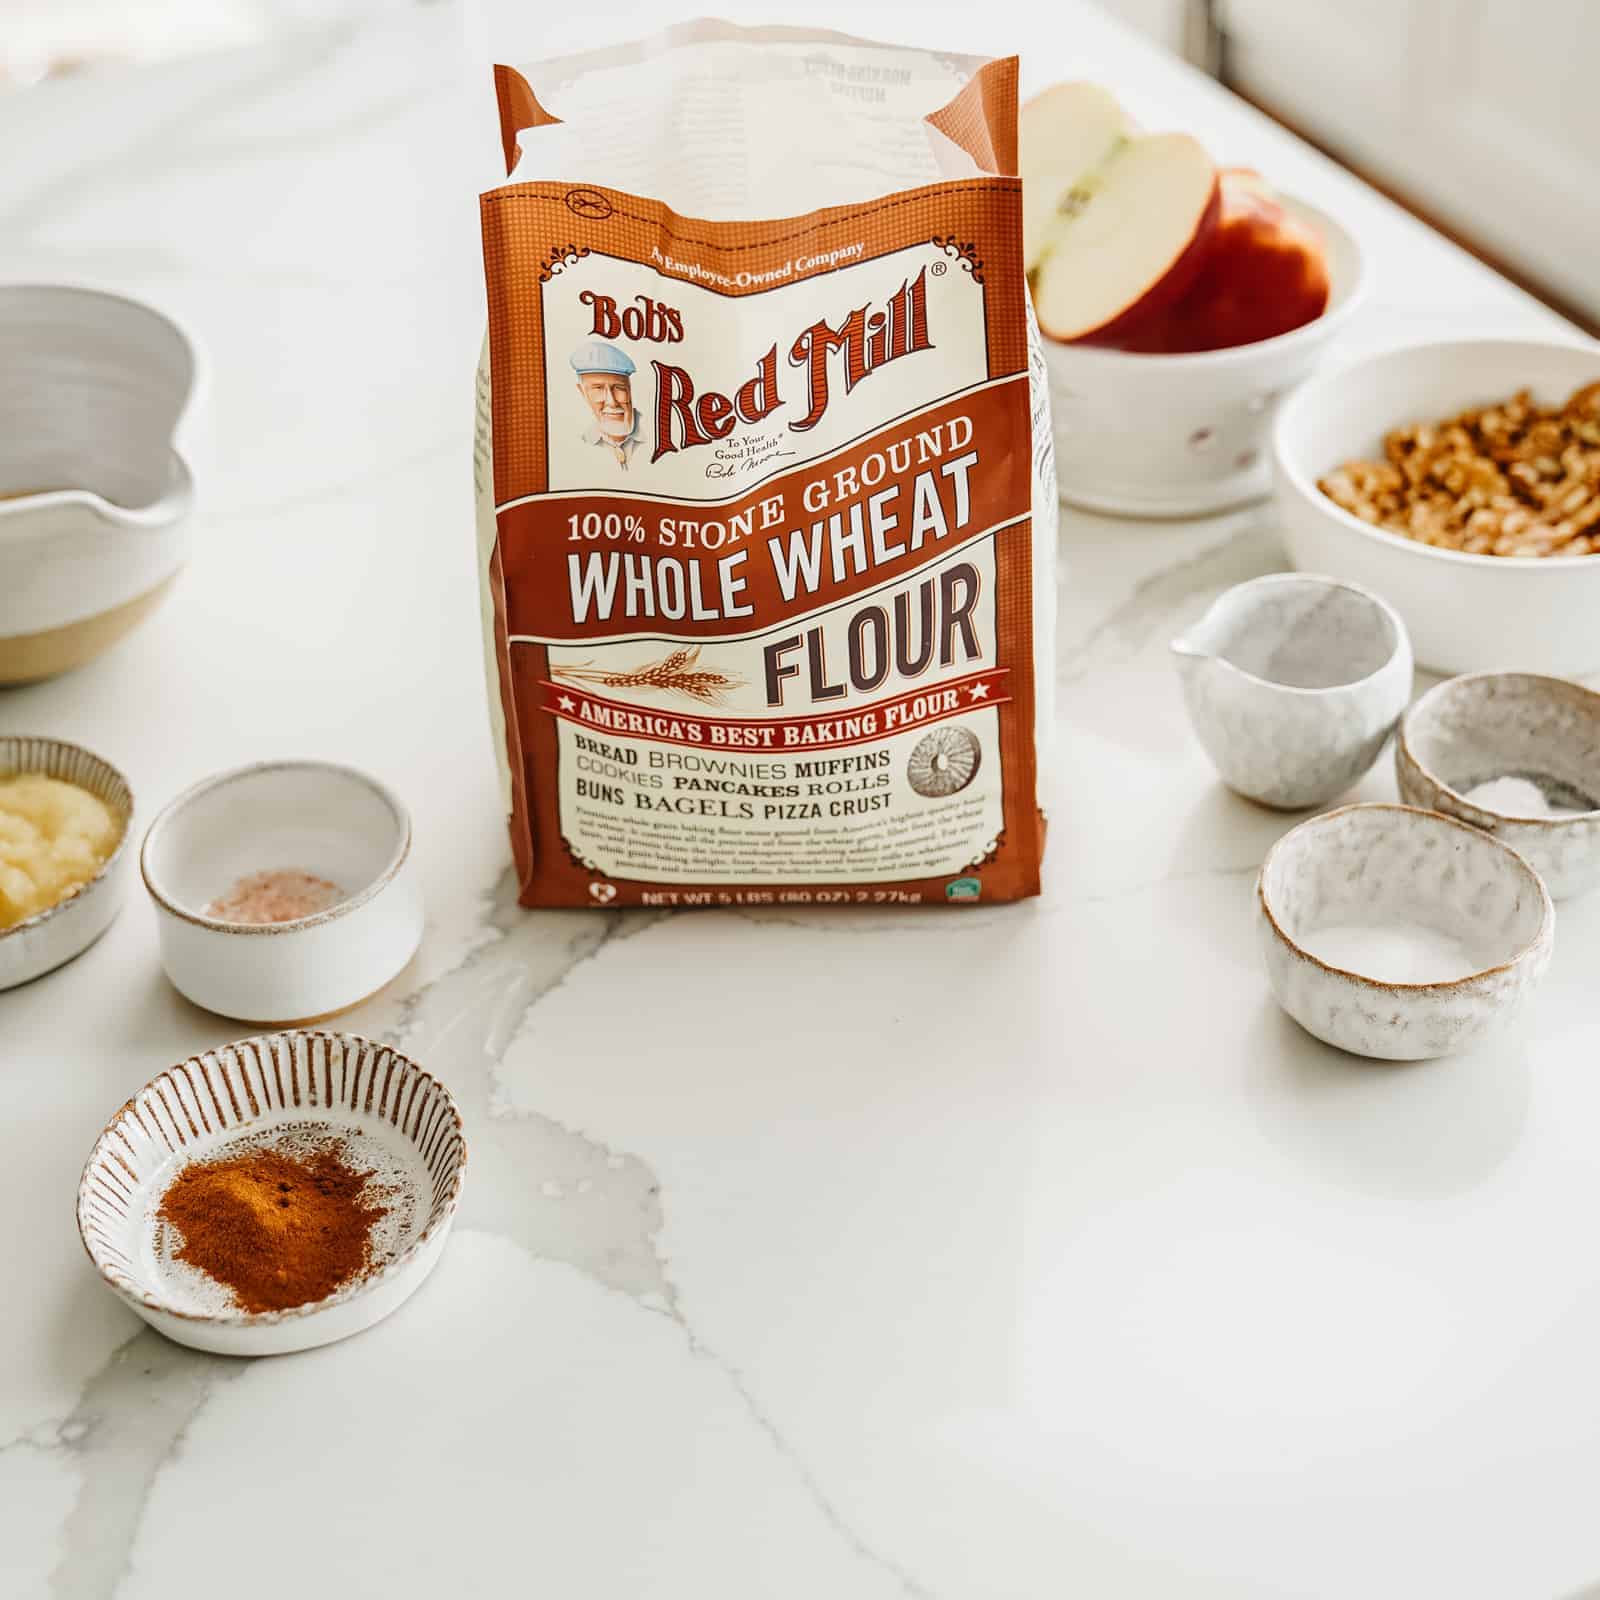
xmin=139 ymin=760 xmax=422 ymax=1024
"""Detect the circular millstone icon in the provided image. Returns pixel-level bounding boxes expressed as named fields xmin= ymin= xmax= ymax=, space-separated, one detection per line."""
xmin=906 ymin=726 xmax=981 ymax=799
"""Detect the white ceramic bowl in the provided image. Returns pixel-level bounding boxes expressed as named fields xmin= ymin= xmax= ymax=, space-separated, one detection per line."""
xmin=1273 ymin=336 xmax=1600 ymax=674
xmin=0 ymin=736 xmax=133 ymax=991
xmin=141 ymin=761 xmax=423 ymax=1024
xmin=1043 ymin=194 xmax=1364 ymax=517
xmin=0 ymin=285 xmax=200 ymax=684
xmin=1396 ymin=672 xmax=1600 ymax=900
xmin=76 ymin=1032 xmax=464 ymax=1356
xmin=1172 ymin=572 xmax=1412 ymax=809
xmin=1256 ymin=803 xmax=1553 ymax=1060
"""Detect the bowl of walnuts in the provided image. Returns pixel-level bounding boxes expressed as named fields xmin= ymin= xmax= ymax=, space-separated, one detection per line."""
xmin=1272 ymin=337 xmax=1600 ymax=674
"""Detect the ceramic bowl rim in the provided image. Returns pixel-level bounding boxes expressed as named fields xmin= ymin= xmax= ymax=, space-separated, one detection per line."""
xmin=1256 ymin=801 xmax=1553 ymax=991
xmin=0 ymin=454 xmax=195 ymax=537
xmin=1272 ymin=335 xmax=1600 ymax=571
xmin=0 ymin=281 xmax=201 ymax=529
xmin=1397 ymin=671 xmax=1600 ymax=830
xmin=1175 ymin=571 xmax=1410 ymax=696
xmin=0 ymin=737 xmax=133 ymax=945
xmin=140 ymin=759 xmax=412 ymax=936
xmin=1039 ymin=192 xmax=1366 ymax=372
xmin=74 ymin=1030 xmax=467 ymax=1328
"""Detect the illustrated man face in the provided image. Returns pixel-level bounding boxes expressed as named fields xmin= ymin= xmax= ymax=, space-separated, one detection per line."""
xmin=578 ymin=371 xmax=635 ymax=439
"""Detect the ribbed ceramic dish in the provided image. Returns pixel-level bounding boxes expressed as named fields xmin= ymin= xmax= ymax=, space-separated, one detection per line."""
xmin=77 ymin=1033 xmax=465 ymax=1356
xmin=0 ymin=736 xmax=133 ymax=990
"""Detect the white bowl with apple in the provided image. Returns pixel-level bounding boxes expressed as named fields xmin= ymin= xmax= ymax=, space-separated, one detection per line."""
xmin=1024 ymin=84 xmax=1365 ymax=518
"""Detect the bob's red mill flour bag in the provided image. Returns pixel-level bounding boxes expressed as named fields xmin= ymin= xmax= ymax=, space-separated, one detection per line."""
xmin=475 ymin=23 xmax=1057 ymax=909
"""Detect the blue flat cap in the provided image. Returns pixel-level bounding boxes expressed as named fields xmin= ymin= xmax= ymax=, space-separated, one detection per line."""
xmin=569 ymin=339 xmax=636 ymax=377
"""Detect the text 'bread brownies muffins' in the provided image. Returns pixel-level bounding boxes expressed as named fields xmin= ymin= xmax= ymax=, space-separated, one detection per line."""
xmin=475 ymin=23 xmax=1057 ymax=909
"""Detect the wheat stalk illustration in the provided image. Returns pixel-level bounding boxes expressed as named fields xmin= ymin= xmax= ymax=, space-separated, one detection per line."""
xmin=552 ymin=645 xmax=742 ymax=705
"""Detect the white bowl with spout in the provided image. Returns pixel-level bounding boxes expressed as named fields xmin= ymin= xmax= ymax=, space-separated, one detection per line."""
xmin=0 ymin=285 xmax=200 ymax=684
xmin=1172 ymin=572 xmax=1413 ymax=809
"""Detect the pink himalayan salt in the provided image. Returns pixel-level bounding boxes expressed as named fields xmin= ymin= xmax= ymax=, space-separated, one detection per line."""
xmin=207 ymin=869 xmax=344 ymax=925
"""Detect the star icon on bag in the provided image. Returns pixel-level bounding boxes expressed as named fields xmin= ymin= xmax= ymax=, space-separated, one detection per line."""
xmin=558 ymin=694 xmax=576 ymax=711
xmin=968 ymin=681 xmax=990 ymax=701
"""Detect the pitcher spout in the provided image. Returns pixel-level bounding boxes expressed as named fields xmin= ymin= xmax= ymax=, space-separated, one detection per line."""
xmin=1169 ymin=615 xmax=1224 ymax=666
xmin=1169 ymin=589 xmax=1237 ymax=667
xmin=0 ymin=451 xmax=193 ymax=537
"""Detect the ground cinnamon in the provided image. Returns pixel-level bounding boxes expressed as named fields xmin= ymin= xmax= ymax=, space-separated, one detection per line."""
xmin=157 ymin=1137 xmax=387 ymax=1313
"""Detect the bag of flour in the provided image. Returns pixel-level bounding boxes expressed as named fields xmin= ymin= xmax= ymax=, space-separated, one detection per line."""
xmin=476 ymin=21 xmax=1056 ymax=908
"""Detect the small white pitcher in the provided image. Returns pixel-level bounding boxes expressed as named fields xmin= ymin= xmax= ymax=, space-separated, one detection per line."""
xmin=0 ymin=285 xmax=199 ymax=683
xmin=1172 ymin=572 xmax=1413 ymax=809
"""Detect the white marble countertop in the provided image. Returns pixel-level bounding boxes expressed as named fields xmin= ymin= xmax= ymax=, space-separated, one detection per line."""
xmin=5 ymin=5 xmax=1600 ymax=1596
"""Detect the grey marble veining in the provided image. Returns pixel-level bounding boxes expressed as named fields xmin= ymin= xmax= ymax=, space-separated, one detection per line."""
xmin=5 ymin=4 xmax=1600 ymax=1597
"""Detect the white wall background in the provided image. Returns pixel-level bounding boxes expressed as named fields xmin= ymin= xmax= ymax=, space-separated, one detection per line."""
xmin=1218 ymin=0 xmax=1600 ymax=322
xmin=3 ymin=0 xmax=1594 ymax=321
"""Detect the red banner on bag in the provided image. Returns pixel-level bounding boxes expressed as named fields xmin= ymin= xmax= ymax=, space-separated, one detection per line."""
xmin=539 ymin=668 xmax=1010 ymax=752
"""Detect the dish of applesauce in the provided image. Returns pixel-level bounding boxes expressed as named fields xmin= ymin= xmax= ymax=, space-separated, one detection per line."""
xmin=0 ymin=773 xmax=124 ymax=930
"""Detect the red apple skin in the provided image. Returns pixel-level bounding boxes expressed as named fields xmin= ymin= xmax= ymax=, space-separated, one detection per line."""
xmin=1220 ymin=164 xmax=1269 ymax=196
xmin=1111 ymin=175 xmax=1331 ymax=353
xmin=1059 ymin=174 xmax=1222 ymax=347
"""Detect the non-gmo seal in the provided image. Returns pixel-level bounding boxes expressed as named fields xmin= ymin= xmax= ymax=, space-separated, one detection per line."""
xmin=945 ymin=877 xmax=982 ymax=901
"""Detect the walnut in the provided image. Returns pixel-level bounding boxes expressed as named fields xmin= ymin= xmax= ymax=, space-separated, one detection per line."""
xmin=1318 ymin=380 xmax=1600 ymax=558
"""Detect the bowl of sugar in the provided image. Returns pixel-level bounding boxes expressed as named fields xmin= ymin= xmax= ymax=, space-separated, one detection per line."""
xmin=1256 ymin=802 xmax=1553 ymax=1059
xmin=1396 ymin=672 xmax=1600 ymax=900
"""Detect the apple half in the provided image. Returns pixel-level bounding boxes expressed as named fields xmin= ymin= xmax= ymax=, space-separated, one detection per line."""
xmin=1110 ymin=169 xmax=1331 ymax=353
xmin=1028 ymin=132 xmax=1221 ymax=346
xmin=1020 ymin=82 xmax=1137 ymax=275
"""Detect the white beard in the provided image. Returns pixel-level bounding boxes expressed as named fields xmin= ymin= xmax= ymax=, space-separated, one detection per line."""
xmin=598 ymin=412 xmax=634 ymax=440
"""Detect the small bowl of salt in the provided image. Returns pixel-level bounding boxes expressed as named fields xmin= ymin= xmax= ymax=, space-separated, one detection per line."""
xmin=1256 ymin=803 xmax=1553 ymax=1060
xmin=140 ymin=760 xmax=423 ymax=1023
xmin=1396 ymin=673 xmax=1600 ymax=900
